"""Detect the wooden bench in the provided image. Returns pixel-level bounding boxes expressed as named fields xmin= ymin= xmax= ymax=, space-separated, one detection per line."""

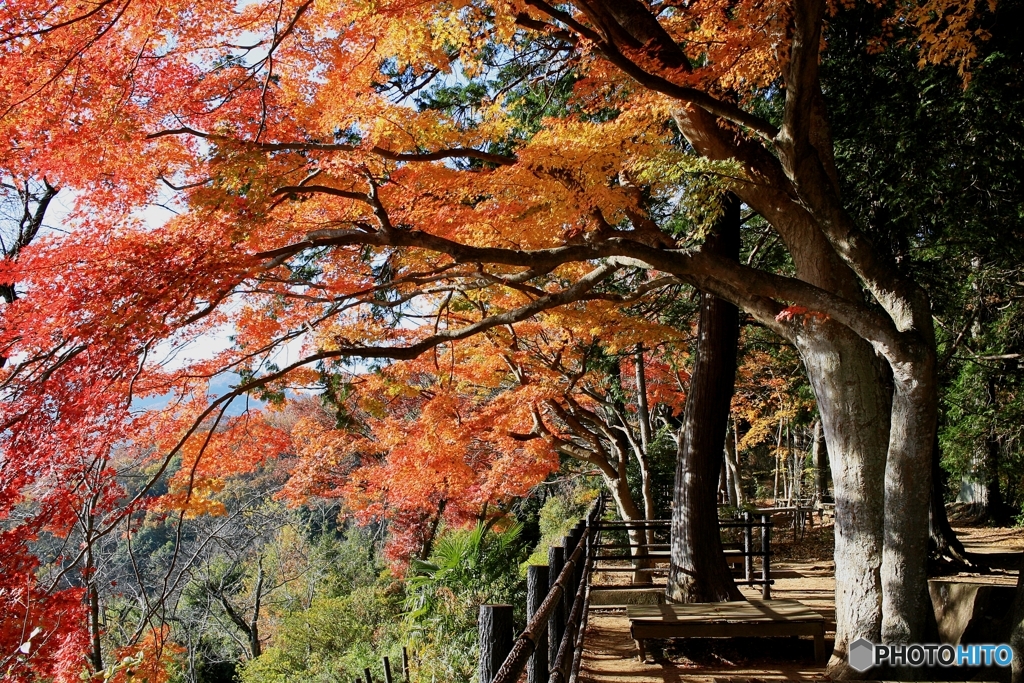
xmin=627 ymin=598 xmax=826 ymax=663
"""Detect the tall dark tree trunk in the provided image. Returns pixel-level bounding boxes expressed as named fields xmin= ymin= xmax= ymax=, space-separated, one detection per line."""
xmin=666 ymin=194 xmax=743 ymax=603
xmin=87 ymin=555 xmax=103 ymax=673
xmin=928 ymin=436 xmax=973 ymax=568
xmin=420 ymin=498 xmax=447 ymax=561
xmin=634 ymin=343 xmax=658 ymax=545
xmin=983 ymin=376 xmax=1011 ymax=524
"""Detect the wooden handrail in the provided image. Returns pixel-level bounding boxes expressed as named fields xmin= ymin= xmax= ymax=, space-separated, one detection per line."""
xmin=488 ymin=497 xmax=604 ymax=683
xmin=486 ymin=500 xmax=777 ymax=682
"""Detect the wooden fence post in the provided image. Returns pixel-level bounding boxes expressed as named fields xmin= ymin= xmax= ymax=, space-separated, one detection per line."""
xmin=561 ymin=535 xmax=576 ymax=625
xmin=402 ymin=647 xmax=410 ymax=683
xmin=526 ymin=564 xmax=549 ymax=683
xmin=743 ymin=511 xmax=753 ymax=583
xmin=761 ymin=514 xmax=771 ymax=599
xmin=382 ymin=656 xmax=394 ymax=683
xmin=479 ymin=604 xmax=514 ymax=683
xmin=364 ymin=667 xmax=373 ymax=683
xmin=548 ymin=545 xmax=565 ymax=667
xmin=572 ymin=523 xmax=586 ymax=588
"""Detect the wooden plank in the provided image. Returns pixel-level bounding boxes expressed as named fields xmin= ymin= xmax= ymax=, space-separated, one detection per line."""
xmin=626 ymin=598 xmax=827 ymax=665
xmin=631 ymin=621 xmax=823 ymax=639
xmin=627 ymin=597 xmax=814 ymax=611
xmin=629 ymin=612 xmax=821 ymax=624
xmin=594 ymin=567 xmax=670 ymax=573
xmin=629 ymin=621 xmax=826 ymax=664
xmin=627 ymin=599 xmax=823 ymax=623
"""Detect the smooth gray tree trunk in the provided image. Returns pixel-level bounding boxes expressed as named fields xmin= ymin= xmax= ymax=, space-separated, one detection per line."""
xmin=724 ymin=421 xmax=744 ymax=506
xmin=881 ymin=357 xmax=936 ymax=646
xmin=795 ymin=327 xmax=891 ymax=677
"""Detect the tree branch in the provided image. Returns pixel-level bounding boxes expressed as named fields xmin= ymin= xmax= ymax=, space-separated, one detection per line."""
xmin=146 ymin=127 xmax=516 ymax=165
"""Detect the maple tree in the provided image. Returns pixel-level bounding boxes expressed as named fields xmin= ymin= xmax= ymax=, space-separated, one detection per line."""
xmin=0 ymin=0 xmax=1005 ymax=677
xmin=284 ymin=305 xmax=689 ymax=567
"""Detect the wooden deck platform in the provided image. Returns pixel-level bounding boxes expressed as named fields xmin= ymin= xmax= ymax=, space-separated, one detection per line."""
xmin=628 ymin=598 xmax=826 ymax=663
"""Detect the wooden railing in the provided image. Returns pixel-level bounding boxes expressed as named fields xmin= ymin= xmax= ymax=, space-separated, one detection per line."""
xmin=590 ymin=513 xmax=774 ymax=598
xmin=479 ymin=501 xmax=777 ymax=683
xmin=479 ymin=495 xmax=605 ymax=683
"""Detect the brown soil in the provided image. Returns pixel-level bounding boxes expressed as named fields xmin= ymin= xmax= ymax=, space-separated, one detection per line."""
xmin=577 ymin=522 xmax=1023 ymax=683
xmin=954 ymin=525 xmax=1024 ymax=551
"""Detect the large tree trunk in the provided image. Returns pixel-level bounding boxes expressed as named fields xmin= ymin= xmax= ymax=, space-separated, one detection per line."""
xmin=795 ymin=327 xmax=891 ymax=678
xmin=634 ymin=343 xmax=657 ymax=545
xmin=666 ymin=195 xmax=743 ymax=603
xmin=573 ymin=3 xmax=931 ymax=672
xmin=881 ymin=356 xmax=936 ymax=646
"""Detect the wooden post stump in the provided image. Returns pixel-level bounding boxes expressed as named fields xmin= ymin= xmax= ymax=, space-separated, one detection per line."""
xmin=548 ymin=545 xmax=565 ymax=667
xmin=478 ymin=604 xmax=514 ymax=683
xmin=561 ymin=536 xmax=575 ymax=623
xmin=761 ymin=514 xmax=771 ymax=599
xmin=743 ymin=511 xmax=753 ymax=582
xmin=527 ymin=565 xmax=549 ymax=683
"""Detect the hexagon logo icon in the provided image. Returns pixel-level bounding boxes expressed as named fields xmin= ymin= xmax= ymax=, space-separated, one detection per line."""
xmin=849 ymin=638 xmax=875 ymax=672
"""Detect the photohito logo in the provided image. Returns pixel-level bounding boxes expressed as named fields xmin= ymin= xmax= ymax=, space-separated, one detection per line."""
xmin=849 ymin=638 xmax=1014 ymax=672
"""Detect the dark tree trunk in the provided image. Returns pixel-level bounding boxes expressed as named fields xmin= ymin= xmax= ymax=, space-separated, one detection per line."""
xmin=249 ymin=563 xmax=264 ymax=658
xmin=928 ymin=436 xmax=974 ymax=569
xmin=88 ymin=582 xmax=103 ymax=673
xmin=666 ymin=194 xmax=743 ymax=603
xmin=419 ymin=498 xmax=447 ymax=560
xmin=966 ymin=375 xmax=1012 ymax=526
xmin=85 ymin=525 xmax=103 ymax=674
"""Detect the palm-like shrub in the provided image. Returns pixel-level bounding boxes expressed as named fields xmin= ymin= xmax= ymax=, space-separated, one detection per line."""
xmin=405 ymin=522 xmax=527 ymax=682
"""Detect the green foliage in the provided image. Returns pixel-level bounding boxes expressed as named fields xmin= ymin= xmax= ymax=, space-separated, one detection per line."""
xmin=634 ymin=152 xmax=745 ymax=241
xmin=404 ymin=522 xmax=529 ymax=683
xmin=236 ymin=522 xmax=405 ymax=683
xmin=526 ymin=481 xmax=600 ymax=566
xmin=236 ymin=518 xmax=533 ymax=683
xmin=238 ymin=585 xmax=405 ymax=683
xmin=626 ymin=426 xmax=676 ymax=519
